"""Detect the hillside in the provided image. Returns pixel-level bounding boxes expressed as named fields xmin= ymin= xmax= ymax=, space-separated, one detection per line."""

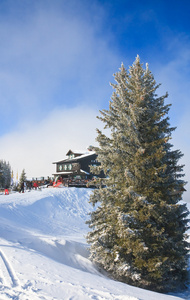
xmin=0 ymin=187 xmax=188 ymax=299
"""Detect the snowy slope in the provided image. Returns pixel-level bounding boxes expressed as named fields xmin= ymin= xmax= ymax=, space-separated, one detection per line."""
xmin=0 ymin=187 xmax=188 ymax=300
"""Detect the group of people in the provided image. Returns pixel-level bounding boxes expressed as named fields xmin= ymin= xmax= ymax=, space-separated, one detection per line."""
xmin=19 ymin=181 xmax=39 ymax=193
xmin=4 ymin=176 xmax=91 ymax=194
xmin=4 ymin=181 xmax=40 ymax=195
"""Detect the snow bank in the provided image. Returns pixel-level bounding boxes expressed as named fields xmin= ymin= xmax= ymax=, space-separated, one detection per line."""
xmin=0 ymin=188 xmax=187 ymax=299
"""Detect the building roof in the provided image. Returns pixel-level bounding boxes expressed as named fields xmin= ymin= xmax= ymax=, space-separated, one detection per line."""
xmin=53 ymin=150 xmax=96 ymax=164
xmin=66 ymin=149 xmax=89 ymax=156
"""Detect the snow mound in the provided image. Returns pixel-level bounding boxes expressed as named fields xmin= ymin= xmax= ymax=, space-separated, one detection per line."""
xmin=0 ymin=188 xmax=186 ymax=299
xmin=0 ymin=187 xmax=92 ymax=237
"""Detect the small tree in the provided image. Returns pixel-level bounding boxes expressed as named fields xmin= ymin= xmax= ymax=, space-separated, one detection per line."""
xmin=87 ymin=56 xmax=189 ymax=292
xmin=18 ymin=169 xmax=27 ymax=191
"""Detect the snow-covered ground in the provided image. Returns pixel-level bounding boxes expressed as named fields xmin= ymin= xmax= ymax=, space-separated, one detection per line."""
xmin=0 ymin=187 xmax=189 ymax=299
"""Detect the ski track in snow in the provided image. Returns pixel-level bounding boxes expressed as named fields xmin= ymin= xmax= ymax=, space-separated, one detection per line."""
xmin=0 ymin=247 xmax=47 ymax=300
xmin=0 ymin=249 xmax=19 ymax=288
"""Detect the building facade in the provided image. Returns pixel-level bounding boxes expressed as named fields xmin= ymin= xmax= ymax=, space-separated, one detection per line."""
xmin=53 ymin=149 xmax=101 ymax=181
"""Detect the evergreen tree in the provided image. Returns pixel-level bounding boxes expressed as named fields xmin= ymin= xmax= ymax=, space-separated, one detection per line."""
xmin=0 ymin=160 xmax=11 ymax=188
xmin=86 ymin=56 xmax=189 ymax=292
xmin=18 ymin=169 xmax=27 ymax=191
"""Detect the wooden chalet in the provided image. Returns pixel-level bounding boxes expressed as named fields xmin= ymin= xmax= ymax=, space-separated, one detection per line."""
xmin=52 ymin=148 xmax=102 ymax=187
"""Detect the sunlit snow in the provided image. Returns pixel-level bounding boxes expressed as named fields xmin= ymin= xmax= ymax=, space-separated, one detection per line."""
xmin=0 ymin=187 xmax=188 ymax=299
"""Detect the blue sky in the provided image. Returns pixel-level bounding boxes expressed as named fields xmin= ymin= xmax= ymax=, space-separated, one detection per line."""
xmin=0 ymin=0 xmax=189 ymax=201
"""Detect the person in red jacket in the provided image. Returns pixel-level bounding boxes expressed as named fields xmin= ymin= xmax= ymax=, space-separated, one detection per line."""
xmin=4 ymin=187 xmax=9 ymax=195
xmin=33 ymin=181 xmax=39 ymax=190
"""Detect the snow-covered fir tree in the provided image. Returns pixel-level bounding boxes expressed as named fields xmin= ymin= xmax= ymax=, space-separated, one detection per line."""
xmin=86 ymin=56 xmax=189 ymax=292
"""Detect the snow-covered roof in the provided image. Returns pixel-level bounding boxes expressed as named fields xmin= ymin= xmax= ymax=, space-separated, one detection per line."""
xmin=53 ymin=150 xmax=96 ymax=164
xmin=69 ymin=151 xmax=96 ymax=161
xmin=67 ymin=149 xmax=90 ymax=155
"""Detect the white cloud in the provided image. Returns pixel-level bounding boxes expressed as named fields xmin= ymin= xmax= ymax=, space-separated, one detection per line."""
xmin=0 ymin=1 xmax=119 ymax=132
xmin=0 ymin=1 xmax=117 ymax=182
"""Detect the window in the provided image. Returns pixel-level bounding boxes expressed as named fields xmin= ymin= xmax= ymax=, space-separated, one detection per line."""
xmin=64 ymin=164 xmax=67 ymax=170
xmin=68 ymin=164 xmax=72 ymax=170
xmin=58 ymin=165 xmax=63 ymax=171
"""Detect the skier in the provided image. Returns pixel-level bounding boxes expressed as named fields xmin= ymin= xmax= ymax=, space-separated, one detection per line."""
xmin=20 ymin=182 xmax=24 ymax=193
xmin=4 ymin=187 xmax=9 ymax=195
